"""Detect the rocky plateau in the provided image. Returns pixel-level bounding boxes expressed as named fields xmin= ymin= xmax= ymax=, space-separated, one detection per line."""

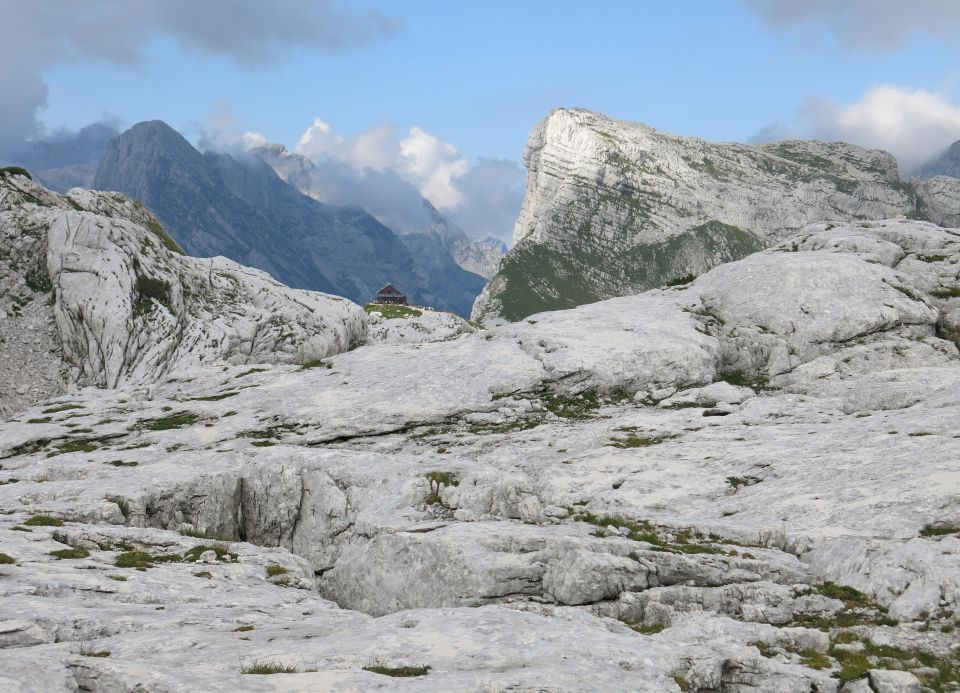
xmin=1 ymin=145 xmax=960 ymax=692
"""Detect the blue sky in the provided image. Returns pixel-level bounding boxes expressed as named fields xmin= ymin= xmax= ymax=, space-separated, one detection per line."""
xmin=5 ymin=0 xmax=960 ymax=242
xmin=36 ymin=1 xmax=960 ymax=162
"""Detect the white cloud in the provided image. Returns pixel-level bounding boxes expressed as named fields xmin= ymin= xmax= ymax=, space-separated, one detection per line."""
xmin=195 ymin=102 xmax=267 ymax=153
xmin=297 ymin=118 xmax=344 ymax=158
xmin=397 ymin=127 xmax=469 ymax=209
xmin=0 ymin=1 xmax=398 ymax=158
xmin=751 ymin=85 xmax=960 ymax=173
xmin=296 ymin=120 xmax=470 ymax=210
xmin=743 ymin=0 xmax=960 ymax=51
xmin=292 ymin=117 xmax=524 ymax=242
xmin=344 ymin=124 xmax=396 ymax=172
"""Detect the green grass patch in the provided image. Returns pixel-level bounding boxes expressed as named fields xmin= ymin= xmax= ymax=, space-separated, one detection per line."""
xmin=830 ymin=637 xmax=958 ymax=687
xmin=1 ymin=166 xmax=31 ymax=179
xmin=78 ymin=644 xmax=111 ymax=658
xmin=300 ymin=358 xmax=332 ymax=369
xmin=133 ymin=412 xmax=200 ymax=431
xmin=193 ymin=570 xmax=212 ymax=578
xmin=50 ymin=548 xmax=89 ymax=560
xmin=266 ymin=564 xmax=288 ymax=577
xmin=187 ymin=391 xmax=238 ymax=402
xmin=241 ymin=661 xmax=299 ymax=675
xmin=115 ymin=551 xmax=181 ymax=570
xmin=930 ymin=287 xmax=960 ymax=299
xmin=467 ymin=417 xmax=540 ymax=435
xmin=104 ymin=460 xmax=138 ymax=467
xmin=0 ymin=553 xmax=15 ymax=564
xmin=364 ymin=303 xmax=423 ymax=319
xmin=815 ymin=581 xmax=872 ymax=609
xmin=43 ymin=404 xmax=84 ymax=414
xmin=106 ymin=575 xmax=126 ymax=581
xmin=140 ymin=217 xmax=185 ymax=255
xmin=236 ymin=368 xmax=267 ymax=378
xmin=23 ymin=515 xmax=63 ymax=527
xmin=46 ymin=439 xmax=99 ymax=457
xmin=608 ymin=433 xmax=675 ymax=448
xmin=628 ymin=623 xmax=665 ymax=635
xmin=920 ymin=523 xmax=960 ymax=537
xmin=363 ymin=664 xmax=431 ymax=677
xmin=542 ymin=390 xmax=601 ymax=420
xmin=727 ymin=476 xmax=762 ymax=490
xmin=178 ymin=527 xmax=234 ymax=541
xmin=666 ymin=273 xmax=696 ymax=287
xmin=27 ymin=417 xmax=52 ymax=424
xmin=133 ymin=274 xmax=172 ymax=315
xmin=719 ymin=370 xmax=770 ymax=391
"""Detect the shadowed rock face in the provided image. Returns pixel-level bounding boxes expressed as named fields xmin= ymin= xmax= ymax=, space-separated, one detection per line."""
xmin=253 ymin=142 xmax=506 ymax=281
xmin=473 ymin=108 xmax=938 ymax=323
xmin=918 ymin=139 xmax=960 ymax=180
xmin=93 ymin=121 xmax=485 ymax=316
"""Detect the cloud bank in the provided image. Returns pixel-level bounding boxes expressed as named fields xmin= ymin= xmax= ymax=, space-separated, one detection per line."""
xmin=752 ymin=85 xmax=960 ymax=173
xmin=743 ymin=0 xmax=960 ymax=51
xmin=296 ymin=118 xmax=525 ymax=242
xmin=0 ymin=0 xmax=398 ymax=158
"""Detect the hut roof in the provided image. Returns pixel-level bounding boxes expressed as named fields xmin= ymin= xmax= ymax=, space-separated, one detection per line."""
xmin=376 ymin=284 xmax=405 ymax=297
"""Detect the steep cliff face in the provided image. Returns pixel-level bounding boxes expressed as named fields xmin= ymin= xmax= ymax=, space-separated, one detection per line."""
xmin=0 ymin=172 xmax=365 ymax=416
xmin=473 ymin=108 xmax=926 ymax=322
xmin=917 ymin=139 xmax=960 ymax=179
xmin=93 ymin=122 xmax=481 ymax=315
xmin=252 ymin=142 xmax=501 ymax=292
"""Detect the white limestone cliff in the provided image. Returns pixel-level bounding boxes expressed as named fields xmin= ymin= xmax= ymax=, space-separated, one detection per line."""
xmin=473 ymin=108 xmax=941 ymax=323
xmin=0 ymin=173 xmax=366 ymax=416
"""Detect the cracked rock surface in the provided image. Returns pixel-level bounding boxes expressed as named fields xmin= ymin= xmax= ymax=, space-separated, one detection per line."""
xmin=1 ymin=174 xmax=959 ymax=690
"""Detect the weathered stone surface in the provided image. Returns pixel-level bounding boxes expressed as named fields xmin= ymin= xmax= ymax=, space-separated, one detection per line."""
xmin=472 ymin=108 xmax=945 ymax=322
xmin=365 ymin=307 xmax=474 ymax=344
xmin=1 ymin=180 xmax=958 ymax=689
xmin=0 ymin=174 xmax=366 ymax=414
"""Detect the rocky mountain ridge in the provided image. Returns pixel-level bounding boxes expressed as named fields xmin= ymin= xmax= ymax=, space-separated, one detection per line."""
xmin=252 ymin=142 xmax=506 ymax=279
xmin=917 ymin=139 xmax=960 ymax=180
xmin=92 ymin=121 xmax=485 ymax=316
xmin=473 ymin=108 xmax=960 ymax=322
xmin=1 ymin=161 xmax=959 ymax=688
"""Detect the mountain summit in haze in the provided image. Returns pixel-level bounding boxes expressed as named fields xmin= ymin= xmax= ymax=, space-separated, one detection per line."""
xmin=917 ymin=139 xmax=960 ymax=180
xmin=92 ymin=121 xmax=486 ymax=315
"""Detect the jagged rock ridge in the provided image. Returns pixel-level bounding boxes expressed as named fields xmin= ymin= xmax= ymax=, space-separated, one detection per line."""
xmin=473 ymin=108 xmax=941 ymax=322
xmin=252 ymin=142 xmax=504 ymax=279
xmin=93 ymin=121 xmax=484 ymax=316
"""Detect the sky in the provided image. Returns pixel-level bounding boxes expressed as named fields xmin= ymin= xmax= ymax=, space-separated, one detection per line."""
xmin=4 ymin=0 xmax=960 ymax=243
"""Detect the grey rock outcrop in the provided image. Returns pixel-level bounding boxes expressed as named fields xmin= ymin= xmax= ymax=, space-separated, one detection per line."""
xmin=473 ymin=108 xmax=937 ymax=322
xmin=0 ymin=173 xmax=365 ymax=415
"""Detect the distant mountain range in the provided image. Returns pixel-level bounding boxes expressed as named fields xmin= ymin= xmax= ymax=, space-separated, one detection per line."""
xmin=251 ymin=143 xmax=505 ymax=281
xmin=13 ymin=121 xmax=504 ymax=316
